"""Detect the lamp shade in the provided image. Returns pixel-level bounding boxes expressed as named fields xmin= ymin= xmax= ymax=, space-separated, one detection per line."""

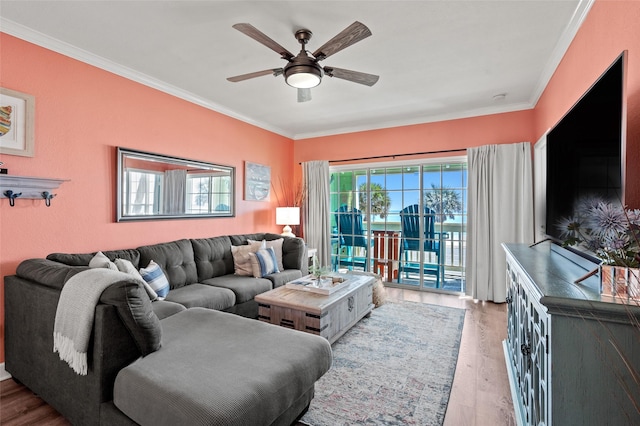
xmin=276 ymin=207 xmax=300 ymax=237
xmin=276 ymin=207 xmax=300 ymax=225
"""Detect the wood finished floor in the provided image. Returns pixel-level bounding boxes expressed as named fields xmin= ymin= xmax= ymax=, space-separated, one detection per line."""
xmin=386 ymin=288 xmax=517 ymax=426
xmin=0 ymin=288 xmax=515 ymax=426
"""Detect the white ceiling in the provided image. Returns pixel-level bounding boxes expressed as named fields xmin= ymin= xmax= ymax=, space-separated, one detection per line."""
xmin=0 ymin=1 xmax=592 ymax=140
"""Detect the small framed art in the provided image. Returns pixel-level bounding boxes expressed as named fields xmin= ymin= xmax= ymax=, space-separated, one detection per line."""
xmin=244 ymin=161 xmax=271 ymax=201
xmin=0 ymin=87 xmax=35 ymax=157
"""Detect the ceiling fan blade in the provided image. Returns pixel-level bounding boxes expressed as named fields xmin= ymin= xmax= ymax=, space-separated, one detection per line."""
xmin=312 ymin=21 xmax=372 ymax=61
xmin=232 ymin=23 xmax=294 ymax=60
xmin=298 ymin=88 xmax=312 ymax=103
xmin=227 ymin=68 xmax=283 ymax=82
xmin=324 ymin=67 xmax=379 ymax=86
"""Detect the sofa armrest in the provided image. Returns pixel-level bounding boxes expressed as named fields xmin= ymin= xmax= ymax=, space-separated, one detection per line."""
xmin=16 ymin=258 xmax=89 ymax=290
xmin=282 ymin=237 xmax=307 ymax=274
xmin=4 ymin=274 xmax=142 ymax=425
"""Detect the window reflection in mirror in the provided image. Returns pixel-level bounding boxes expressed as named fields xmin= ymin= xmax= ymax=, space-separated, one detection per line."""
xmin=117 ymin=147 xmax=234 ymax=221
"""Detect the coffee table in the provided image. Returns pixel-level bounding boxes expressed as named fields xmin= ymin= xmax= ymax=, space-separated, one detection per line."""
xmin=255 ymin=274 xmax=374 ymax=344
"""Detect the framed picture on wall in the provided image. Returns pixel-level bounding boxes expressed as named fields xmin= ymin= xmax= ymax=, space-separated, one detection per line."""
xmin=244 ymin=161 xmax=271 ymax=201
xmin=0 ymin=87 xmax=35 ymax=157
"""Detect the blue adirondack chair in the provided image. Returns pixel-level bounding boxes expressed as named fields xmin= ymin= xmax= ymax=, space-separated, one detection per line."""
xmin=397 ymin=204 xmax=444 ymax=287
xmin=335 ymin=205 xmax=369 ymax=270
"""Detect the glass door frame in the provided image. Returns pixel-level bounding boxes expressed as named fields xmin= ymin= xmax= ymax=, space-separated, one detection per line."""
xmin=330 ymin=155 xmax=467 ymax=294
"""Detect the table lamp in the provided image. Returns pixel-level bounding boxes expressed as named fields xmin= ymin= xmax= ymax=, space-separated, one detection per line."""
xmin=276 ymin=207 xmax=300 ymax=237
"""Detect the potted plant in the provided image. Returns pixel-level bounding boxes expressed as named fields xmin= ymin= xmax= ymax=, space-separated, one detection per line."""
xmin=557 ymin=196 xmax=640 ymax=299
xmin=309 ymin=255 xmax=330 ymax=287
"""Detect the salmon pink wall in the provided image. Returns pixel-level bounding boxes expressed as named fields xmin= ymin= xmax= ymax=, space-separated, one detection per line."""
xmin=2 ymin=0 xmax=638 ymax=367
xmin=0 ymin=34 xmax=293 ymax=362
xmin=533 ymin=0 xmax=640 ymax=207
xmin=294 ymin=110 xmax=535 ymax=165
xmin=295 ymin=0 xmax=640 ymax=207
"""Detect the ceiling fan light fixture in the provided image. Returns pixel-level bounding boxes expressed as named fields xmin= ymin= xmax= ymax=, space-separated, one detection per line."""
xmin=228 ymin=22 xmax=378 ymax=98
xmin=284 ymin=64 xmax=322 ymax=89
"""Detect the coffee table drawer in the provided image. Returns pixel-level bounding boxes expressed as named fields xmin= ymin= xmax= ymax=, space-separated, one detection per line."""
xmin=257 ymin=304 xmax=327 ymax=336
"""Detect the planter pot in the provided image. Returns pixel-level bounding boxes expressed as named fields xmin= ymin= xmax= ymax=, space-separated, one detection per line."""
xmin=600 ymin=265 xmax=640 ymax=301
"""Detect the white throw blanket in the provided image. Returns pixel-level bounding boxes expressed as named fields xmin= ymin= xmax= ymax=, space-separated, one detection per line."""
xmin=53 ymin=268 xmax=130 ymax=375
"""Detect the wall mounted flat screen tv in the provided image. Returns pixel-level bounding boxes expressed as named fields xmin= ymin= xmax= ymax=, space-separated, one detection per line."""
xmin=545 ymin=51 xmax=626 ymax=244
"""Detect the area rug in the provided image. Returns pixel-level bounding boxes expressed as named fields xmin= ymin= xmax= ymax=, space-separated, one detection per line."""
xmin=300 ymin=300 xmax=465 ymax=426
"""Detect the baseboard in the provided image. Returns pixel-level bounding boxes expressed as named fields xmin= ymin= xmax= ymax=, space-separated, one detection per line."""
xmin=0 ymin=363 xmax=12 ymax=381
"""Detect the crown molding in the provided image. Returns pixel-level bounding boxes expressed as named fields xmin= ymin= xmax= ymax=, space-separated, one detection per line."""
xmin=0 ymin=18 xmax=294 ymax=139
xmin=2 ymin=0 xmax=593 ymax=142
xmin=293 ymin=101 xmax=534 ymax=140
xmin=528 ymin=0 xmax=595 ymax=107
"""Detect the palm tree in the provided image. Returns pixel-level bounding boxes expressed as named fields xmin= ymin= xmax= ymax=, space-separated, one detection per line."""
xmin=194 ymin=179 xmax=209 ymax=207
xmin=358 ymin=182 xmax=391 ymax=219
xmin=424 ymin=184 xmax=462 ymax=222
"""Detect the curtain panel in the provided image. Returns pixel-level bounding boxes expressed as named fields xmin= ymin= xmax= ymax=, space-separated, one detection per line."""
xmin=302 ymin=161 xmax=331 ymax=266
xmin=466 ymin=142 xmax=534 ymax=302
xmin=164 ymin=169 xmax=187 ymax=215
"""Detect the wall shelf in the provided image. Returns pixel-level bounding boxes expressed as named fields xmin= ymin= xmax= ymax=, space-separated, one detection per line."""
xmin=0 ymin=175 xmax=69 ymax=206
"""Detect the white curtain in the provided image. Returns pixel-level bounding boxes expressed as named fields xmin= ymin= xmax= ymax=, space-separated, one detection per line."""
xmin=133 ymin=173 xmax=148 ymax=214
xmin=302 ymin=161 xmax=331 ymax=266
xmin=466 ymin=142 xmax=534 ymax=302
xmin=163 ymin=169 xmax=187 ymax=215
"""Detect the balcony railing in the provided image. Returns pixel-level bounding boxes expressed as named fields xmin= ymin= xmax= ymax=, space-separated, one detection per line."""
xmin=331 ymin=221 xmax=466 ymax=292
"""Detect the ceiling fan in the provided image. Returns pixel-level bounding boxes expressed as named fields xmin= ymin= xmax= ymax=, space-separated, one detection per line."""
xmin=227 ymin=21 xmax=379 ymax=102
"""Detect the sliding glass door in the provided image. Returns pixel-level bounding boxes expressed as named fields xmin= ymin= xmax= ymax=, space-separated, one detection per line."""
xmin=330 ymin=158 xmax=467 ymax=293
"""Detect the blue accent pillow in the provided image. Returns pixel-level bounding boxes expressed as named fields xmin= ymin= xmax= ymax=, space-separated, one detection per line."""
xmin=249 ymin=247 xmax=280 ymax=278
xmin=139 ymin=260 xmax=170 ymax=299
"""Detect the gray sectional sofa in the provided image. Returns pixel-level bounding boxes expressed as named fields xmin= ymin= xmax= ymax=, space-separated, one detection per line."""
xmin=4 ymin=232 xmax=332 ymax=425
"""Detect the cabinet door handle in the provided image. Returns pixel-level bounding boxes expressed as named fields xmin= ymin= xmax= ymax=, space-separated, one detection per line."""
xmin=348 ymin=296 xmax=354 ymax=312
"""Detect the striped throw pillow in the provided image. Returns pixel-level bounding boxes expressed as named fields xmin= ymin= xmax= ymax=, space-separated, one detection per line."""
xmin=249 ymin=247 xmax=280 ymax=278
xmin=139 ymin=260 xmax=170 ymax=299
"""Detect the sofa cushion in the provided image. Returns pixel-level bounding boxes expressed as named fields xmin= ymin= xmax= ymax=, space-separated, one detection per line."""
xmin=137 ymin=239 xmax=198 ymax=289
xmin=263 ymin=269 xmax=304 ymax=288
xmin=151 ymin=300 xmax=187 ymax=320
xmin=191 ymin=235 xmax=234 ymax=281
xmin=202 ymin=275 xmax=272 ymax=304
xmin=47 ymin=249 xmax=141 ymax=268
xmin=139 ymin=261 xmax=170 ymax=299
xmin=113 ymin=308 xmax=332 ymax=426
xmin=99 ymin=280 xmax=162 ymax=356
xmin=249 ymin=247 xmax=280 ymax=278
xmin=164 ymin=284 xmax=236 ymax=311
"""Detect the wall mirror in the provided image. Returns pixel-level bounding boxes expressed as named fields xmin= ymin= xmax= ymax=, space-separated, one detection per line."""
xmin=117 ymin=147 xmax=235 ymax=221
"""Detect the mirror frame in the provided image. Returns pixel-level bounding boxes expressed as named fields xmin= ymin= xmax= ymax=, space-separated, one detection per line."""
xmin=116 ymin=147 xmax=235 ymax=222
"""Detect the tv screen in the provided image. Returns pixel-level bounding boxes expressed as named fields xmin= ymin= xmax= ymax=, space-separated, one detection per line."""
xmin=545 ymin=52 xmax=626 ymax=243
